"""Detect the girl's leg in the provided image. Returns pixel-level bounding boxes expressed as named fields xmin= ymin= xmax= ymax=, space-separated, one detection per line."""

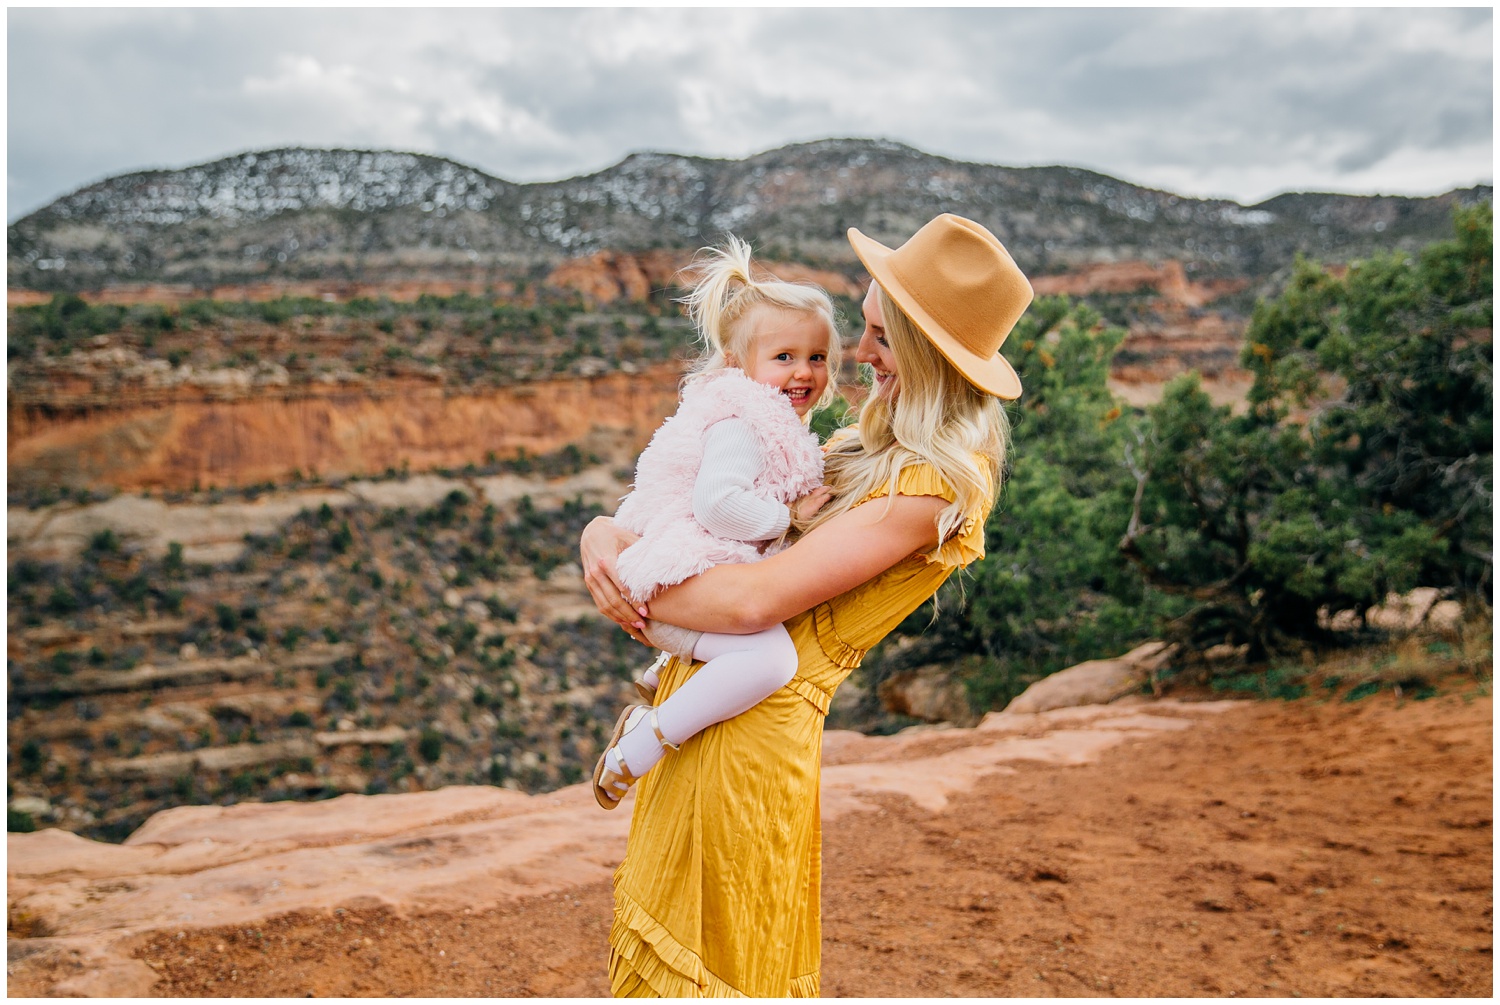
xmin=612 ymin=624 xmax=798 ymax=777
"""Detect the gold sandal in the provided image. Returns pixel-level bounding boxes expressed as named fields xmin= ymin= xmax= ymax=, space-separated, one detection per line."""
xmin=592 ymin=705 xmax=679 ymax=811
xmin=632 ymin=651 xmax=671 ymax=703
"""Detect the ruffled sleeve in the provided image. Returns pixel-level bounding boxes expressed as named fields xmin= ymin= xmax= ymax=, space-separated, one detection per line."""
xmin=859 ymin=461 xmax=990 ymax=569
xmin=822 ymin=424 xmax=860 ymax=453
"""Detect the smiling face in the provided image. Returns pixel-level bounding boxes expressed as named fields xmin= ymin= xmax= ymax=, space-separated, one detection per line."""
xmin=732 ymin=308 xmax=832 ymax=417
xmin=857 ymin=283 xmax=899 ymax=397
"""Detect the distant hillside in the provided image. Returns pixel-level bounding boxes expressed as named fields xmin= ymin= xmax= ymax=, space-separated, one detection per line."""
xmin=9 ymin=139 xmax=1490 ymax=291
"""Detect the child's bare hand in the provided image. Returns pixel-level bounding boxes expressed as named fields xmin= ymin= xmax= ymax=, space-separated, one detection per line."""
xmin=793 ymin=485 xmax=833 ymax=523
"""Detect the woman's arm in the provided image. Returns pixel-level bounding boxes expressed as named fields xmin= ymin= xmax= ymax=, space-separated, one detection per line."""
xmin=647 ymin=492 xmax=947 ymax=634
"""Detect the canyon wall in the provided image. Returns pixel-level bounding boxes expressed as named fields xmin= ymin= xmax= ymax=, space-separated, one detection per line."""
xmin=8 ymin=364 xmax=684 ymax=492
xmin=7 ymin=254 xmax=1257 ymax=493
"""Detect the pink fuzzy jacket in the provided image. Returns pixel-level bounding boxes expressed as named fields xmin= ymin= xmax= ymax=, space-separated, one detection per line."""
xmin=613 ymin=368 xmax=825 ymax=604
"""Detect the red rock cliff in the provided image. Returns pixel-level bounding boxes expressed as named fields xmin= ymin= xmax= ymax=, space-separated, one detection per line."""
xmin=8 ymin=365 xmax=685 ymax=492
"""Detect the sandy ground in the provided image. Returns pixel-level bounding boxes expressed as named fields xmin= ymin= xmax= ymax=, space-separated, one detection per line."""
xmin=9 ymin=686 xmax=1491 ymax=997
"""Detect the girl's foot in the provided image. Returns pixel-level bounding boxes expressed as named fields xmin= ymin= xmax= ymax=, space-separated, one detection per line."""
xmin=592 ymin=705 xmax=679 ymax=810
xmin=642 ymin=620 xmax=703 ymax=660
xmin=633 ymin=651 xmax=671 ymax=702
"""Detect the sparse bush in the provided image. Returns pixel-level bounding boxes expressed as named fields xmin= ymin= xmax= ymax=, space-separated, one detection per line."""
xmin=19 ymin=739 xmax=44 ymax=776
xmin=417 ymin=727 xmax=444 ymax=763
xmin=215 ymin=603 xmax=240 ymax=633
xmin=88 ymin=528 xmax=120 ymax=554
xmin=46 ymin=585 xmax=79 ymax=615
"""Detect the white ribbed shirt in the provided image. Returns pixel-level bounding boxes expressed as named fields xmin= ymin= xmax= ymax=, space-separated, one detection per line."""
xmin=691 ymin=418 xmax=792 ymax=542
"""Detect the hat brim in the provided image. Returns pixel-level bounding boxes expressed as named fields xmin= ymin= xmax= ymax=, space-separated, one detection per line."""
xmin=848 ymin=227 xmax=1023 ymax=400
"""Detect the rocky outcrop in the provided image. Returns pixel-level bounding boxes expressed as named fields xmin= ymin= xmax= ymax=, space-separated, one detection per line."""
xmin=1321 ymin=588 xmax=1466 ymax=634
xmin=1032 ymin=259 xmax=1245 ymax=308
xmin=1004 ymin=641 xmax=1178 ymax=714
xmin=5 ymin=698 xmax=1241 ymax=996
xmin=876 ymin=664 xmax=979 ymax=726
xmin=545 ymin=249 xmax=686 ymax=304
xmin=8 ymin=365 xmax=682 ymax=492
xmin=545 ymin=249 xmax=868 ymax=306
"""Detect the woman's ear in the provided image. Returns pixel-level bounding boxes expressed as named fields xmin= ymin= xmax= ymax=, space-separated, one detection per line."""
xmin=724 ymin=352 xmax=738 ymax=368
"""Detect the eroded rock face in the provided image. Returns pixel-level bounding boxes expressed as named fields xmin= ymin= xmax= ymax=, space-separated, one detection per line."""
xmin=1031 ymin=259 xmax=1245 ymax=308
xmin=8 ymin=366 xmax=682 ymax=493
xmin=546 ymin=249 xmax=685 ymax=304
xmin=545 ymin=249 xmax=867 ymax=306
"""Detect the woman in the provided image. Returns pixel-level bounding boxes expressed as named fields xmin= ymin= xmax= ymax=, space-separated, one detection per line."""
xmin=580 ymin=213 xmax=1033 ymax=997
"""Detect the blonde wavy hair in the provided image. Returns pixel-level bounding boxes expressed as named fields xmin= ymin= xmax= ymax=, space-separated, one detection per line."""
xmin=678 ymin=236 xmax=843 ymax=415
xmin=807 ymin=287 xmax=1009 ymax=557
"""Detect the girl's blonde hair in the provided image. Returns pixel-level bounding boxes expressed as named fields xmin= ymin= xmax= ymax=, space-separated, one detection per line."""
xmin=807 ymin=287 xmax=1009 ymax=558
xmin=679 ymin=236 xmax=843 ymax=415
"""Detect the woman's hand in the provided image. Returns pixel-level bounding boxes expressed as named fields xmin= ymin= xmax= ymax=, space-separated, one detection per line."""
xmin=580 ymin=516 xmax=650 ymax=644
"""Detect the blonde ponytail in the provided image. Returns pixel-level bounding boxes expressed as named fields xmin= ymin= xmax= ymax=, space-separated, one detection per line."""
xmin=677 ymin=236 xmax=843 ymax=414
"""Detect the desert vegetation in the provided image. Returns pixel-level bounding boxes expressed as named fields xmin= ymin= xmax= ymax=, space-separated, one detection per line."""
xmin=6 ymin=288 xmax=694 ymax=405
xmin=7 ymin=449 xmax=644 ymax=841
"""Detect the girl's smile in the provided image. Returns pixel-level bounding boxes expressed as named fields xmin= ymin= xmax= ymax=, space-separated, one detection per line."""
xmin=733 ymin=310 xmax=832 ymax=417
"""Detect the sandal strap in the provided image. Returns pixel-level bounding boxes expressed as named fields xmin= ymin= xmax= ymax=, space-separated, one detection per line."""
xmin=602 ymin=748 xmax=638 ymax=789
xmin=649 ymin=708 xmax=680 ymax=751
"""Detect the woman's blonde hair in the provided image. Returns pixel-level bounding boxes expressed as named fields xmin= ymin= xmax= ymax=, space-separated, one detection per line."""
xmin=678 ymin=236 xmax=843 ymax=414
xmin=807 ymin=287 xmax=1009 ymax=558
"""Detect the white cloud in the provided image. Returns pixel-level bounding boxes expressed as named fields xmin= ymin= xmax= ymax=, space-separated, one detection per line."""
xmin=6 ymin=7 xmax=1491 ymax=220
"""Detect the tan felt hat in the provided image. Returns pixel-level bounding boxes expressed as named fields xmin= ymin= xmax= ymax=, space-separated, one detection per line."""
xmin=848 ymin=213 xmax=1033 ymax=400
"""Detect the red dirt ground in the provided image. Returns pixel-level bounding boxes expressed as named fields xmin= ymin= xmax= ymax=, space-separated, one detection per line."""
xmin=10 ymin=686 xmax=1491 ymax=997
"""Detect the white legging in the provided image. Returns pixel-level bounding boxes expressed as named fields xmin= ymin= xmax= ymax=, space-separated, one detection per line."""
xmin=615 ymin=624 xmax=798 ymax=776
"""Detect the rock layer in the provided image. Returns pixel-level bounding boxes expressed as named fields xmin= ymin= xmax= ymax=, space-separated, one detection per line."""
xmin=8 ymin=365 xmax=682 ymax=492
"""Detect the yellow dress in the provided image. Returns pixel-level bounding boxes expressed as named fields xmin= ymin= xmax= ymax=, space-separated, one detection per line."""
xmin=608 ymin=461 xmax=991 ymax=997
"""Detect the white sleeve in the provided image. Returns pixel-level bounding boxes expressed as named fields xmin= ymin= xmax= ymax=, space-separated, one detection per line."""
xmin=692 ymin=418 xmax=792 ymax=542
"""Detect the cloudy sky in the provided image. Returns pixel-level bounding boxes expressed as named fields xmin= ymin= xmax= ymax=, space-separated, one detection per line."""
xmin=7 ymin=7 xmax=1492 ymax=221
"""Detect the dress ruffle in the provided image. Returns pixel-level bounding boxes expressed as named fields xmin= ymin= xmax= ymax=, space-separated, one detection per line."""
xmin=859 ymin=462 xmax=987 ymax=569
xmin=812 ymin=602 xmax=868 ymax=669
xmin=610 ymin=891 xmax=817 ymax=997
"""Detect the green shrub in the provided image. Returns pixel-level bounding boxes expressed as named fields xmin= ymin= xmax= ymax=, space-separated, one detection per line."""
xmin=215 ymin=603 xmax=240 ymax=632
xmin=19 ymin=740 xmax=44 ymax=776
xmin=46 ymin=585 xmax=79 ymax=615
xmin=88 ymin=528 xmax=120 ymax=554
xmin=417 ymin=728 xmax=444 ymax=763
xmin=1123 ymin=203 xmax=1491 ymax=656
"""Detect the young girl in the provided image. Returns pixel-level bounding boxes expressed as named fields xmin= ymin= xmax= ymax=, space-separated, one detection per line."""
xmin=592 ymin=237 xmax=842 ymax=809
